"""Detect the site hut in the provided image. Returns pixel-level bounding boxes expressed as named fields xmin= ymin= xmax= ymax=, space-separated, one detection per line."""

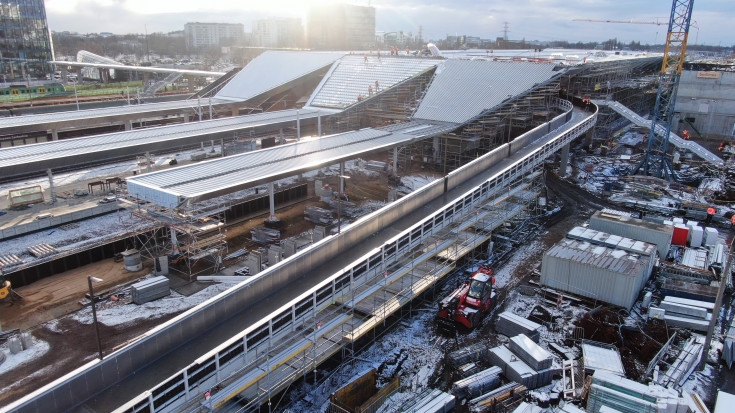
xmin=589 ymin=210 xmax=674 ymax=259
xmin=540 ymin=234 xmax=658 ymax=310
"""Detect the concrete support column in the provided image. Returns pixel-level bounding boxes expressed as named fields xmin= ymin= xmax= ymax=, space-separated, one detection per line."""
xmin=145 ymin=151 xmax=152 ymax=173
xmin=208 ymin=97 xmax=213 ymax=120
xmin=61 ymin=68 xmax=68 ymax=83
xmin=142 ymin=72 xmax=150 ymax=89
xmin=125 ymin=119 xmax=133 ymax=131
xmin=317 ymin=110 xmax=322 ymax=137
xmin=183 ymin=113 xmax=190 ymax=123
xmin=296 ymin=109 xmax=301 ymax=141
xmin=197 ymin=97 xmax=202 ymax=122
xmin=268 ymin=182 xmax=276 ymax=221
xmin=433 ymin=136 xmax=440 ymax=159
xmin=559 ymin=142 xmax=570 ymax=177
xmin=51 ymin=129 xmax=59 ymax=141
xmin=279 ymin=128 xmax=284 ymax=144
xmin=231 ymin=108 xmax=239 ymax=117
xmin=75 ymin=67 xmax=83 ymax=81
xmin=339 ymin=162 xmax=345 ymax=193
xmin=47 ymin=169 xmax=56 ymax=204
xmin=393 ymin=148 xmax=399 ymax=173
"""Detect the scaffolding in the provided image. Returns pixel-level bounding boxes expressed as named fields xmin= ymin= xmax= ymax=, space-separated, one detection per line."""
xmin=120 ymin=197 xmax=230 ymax=280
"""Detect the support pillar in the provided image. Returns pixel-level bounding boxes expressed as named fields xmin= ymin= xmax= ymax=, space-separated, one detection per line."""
xmin=208 ymin=97 xmax=213 ymax=120
xmin=125 ymin=119 xmax=133 ymax=131
xmin=231 ymin=108 xmax=239 ymax=117
xmin=339 ymin=162 xmax=345 ymax=193
xmin=296 ymin=110 xmax=301 ymax=141
xmin=51 ymin=129 xmax=59 ymax=141
xmin=197 ymin=97 xmax=202 ymax=121
xmin=61 ymin=68 xmax=68 ymax=84
xmin=268 ymin=182 xmax=277 ymax=221
xmin=145 ymin=151 xmax=152 ymax=173
xmin=183 ymin=113 xmax=190 ymax=123
xmin=47 ymin=169 xmax=56 ymax=204
xmin=559 ymin=142 xmax=570 ymax=177
xmin=279 ymin=128 xmax=284 ymax=144
xmin=393 ymin=148 xmax=399 ymax=173
xmin=317 ymin=110 xmax=322 ymax=136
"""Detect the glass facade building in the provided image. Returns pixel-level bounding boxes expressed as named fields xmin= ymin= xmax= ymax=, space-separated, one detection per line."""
xmin=0 ymin=0 xmax=54 ymax=82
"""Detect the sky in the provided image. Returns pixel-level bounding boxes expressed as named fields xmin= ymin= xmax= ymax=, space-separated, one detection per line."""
xmin=45 ymin=0 xmax=733 ymax=46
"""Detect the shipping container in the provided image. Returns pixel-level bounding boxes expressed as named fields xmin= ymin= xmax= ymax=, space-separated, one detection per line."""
xmin=589 ymin=210 xmax=673 ymax=258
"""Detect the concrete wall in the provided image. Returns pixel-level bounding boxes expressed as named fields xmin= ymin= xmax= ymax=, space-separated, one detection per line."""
xmin=674 ymin=70 xmax=735 ymax=139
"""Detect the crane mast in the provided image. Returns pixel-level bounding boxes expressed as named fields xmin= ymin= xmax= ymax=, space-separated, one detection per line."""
xmin=634 ymin=0 xmax=695 ymax=181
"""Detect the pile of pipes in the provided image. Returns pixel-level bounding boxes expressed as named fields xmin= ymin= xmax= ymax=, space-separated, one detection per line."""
xmin=448 ymin=343 xmax=489 ymax=370
xmin=131 ymin=276 xmax=170 ymax=305
xmin=648 ymin=296 xmax=713 ymax=332
xmin=487 ymin=334 xmax=557 ymax=390
xmin=451 ymin=366 xmax=502 ymax=399
xmin=27 ymin=243 xmax=58 ymax=258
xmin=495 ymin=311 xmax=542 ymax=342
xmin=469 ymin=382 xmax=526 ymax=413
xmin=398 ymin=389 xmax=455 ymax=413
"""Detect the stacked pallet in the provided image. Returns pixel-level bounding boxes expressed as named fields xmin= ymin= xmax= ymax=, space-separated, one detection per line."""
xmin=131 ymin=276 xmax=170 ymax=305
xmin=304 ymin=206 xmax=333 ymax=225
xmin=451 ymin=366 xmax=502 ymax=399
xmin=448 ymin=343 xmax=489 ymax=368
xmin=508 ymin=334 xmax=553 ymax=371
xmin=495 ymin=311 xmax=542 ymax=342
xmin=649 ymin=296 xmax=713 ymax=332
xmin=487 ymin=338 xmax=557 ymax=390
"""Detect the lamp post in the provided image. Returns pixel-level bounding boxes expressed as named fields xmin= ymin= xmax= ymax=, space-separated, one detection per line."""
xmin=87 ymin=276 xmax=104 ymax=360
xmin=337 ymin=175 xmax=350 ymax=233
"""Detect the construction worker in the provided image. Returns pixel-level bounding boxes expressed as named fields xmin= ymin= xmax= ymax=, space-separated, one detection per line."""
xmin=731 ymin=215 xmax=735 ymax=227
xmin=682 ymin=130 xmax=690 ymax=140
xmin=368 ymin=85 xmax=373 ymax=95
xmin=375 ymin=80 xmax=379 ymax=91
xmin=357 ymin=94 xmax=362 ymax=101
xmin=706 ymin=206 xmax=716 ymax=224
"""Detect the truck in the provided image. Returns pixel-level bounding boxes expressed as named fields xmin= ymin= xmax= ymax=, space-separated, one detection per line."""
xmin=436 ymin=266 xmax=495 ymax=332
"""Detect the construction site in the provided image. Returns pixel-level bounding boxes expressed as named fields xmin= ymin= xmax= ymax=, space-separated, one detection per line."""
xmin=0 ymin=2 xmax=734 ymax=413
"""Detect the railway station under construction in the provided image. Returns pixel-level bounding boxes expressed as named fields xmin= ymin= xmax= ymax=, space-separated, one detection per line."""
xmin=1 ymin=48 xmax=733 ymax=413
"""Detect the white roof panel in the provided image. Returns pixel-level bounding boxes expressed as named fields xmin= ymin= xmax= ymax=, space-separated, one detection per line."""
xmin=413 ymin=60 xmax=561 ymax=124
xmin=215 ymin=51 xmax=346 ymax=101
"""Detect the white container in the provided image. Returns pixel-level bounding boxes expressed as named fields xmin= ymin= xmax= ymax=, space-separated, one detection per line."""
xmin=704 ymin=227 xmax=719 ymax=246
xmin=689 ymin=225 xmax=704 ymax=247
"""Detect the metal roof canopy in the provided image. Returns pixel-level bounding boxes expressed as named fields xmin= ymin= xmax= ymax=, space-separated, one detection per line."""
xmin=49 ymin=61 xmax=226 ymax=77
xmin=126 ymin=125 xmax=447 ymax=209
xmin=0 ymin=98 xmax=239 ymax=135
xmin=215 ymin=51 xmax=346 ymax=102
xmin=413 ymin=60 xmax=563 ymax=124
xmin=0 ymin=108 xmax=335 ymax=179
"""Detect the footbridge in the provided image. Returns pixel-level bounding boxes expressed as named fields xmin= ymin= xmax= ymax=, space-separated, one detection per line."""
xmin=3 ymin=98 xmax=597 ymax=413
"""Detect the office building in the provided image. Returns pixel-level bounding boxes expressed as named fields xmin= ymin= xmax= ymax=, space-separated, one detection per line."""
xmin=252 ymin=17 xmax=304 ymax=48
xmin=307 ymin=4 xmax=375 ymax=50
xmin=184 ymin=22 xmax=244 ymax=51
xmin=0 ymin=0 xmax=54 ymax=82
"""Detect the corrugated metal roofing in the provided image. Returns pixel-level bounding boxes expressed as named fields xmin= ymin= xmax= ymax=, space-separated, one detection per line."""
xmin=413 ymin=60 xmax=561 ymax=124
xmin=566 ymin=226 xmax=657 ymax=256
xmin=545 ymin=238 xmax=648 ymax=275
xmin=0 ymin=98 xmax=233 ymax=129
xmin=126 ymin=127 xmax=432 ymax=208
xmin=307 ymin=55 xmax=440 ymax=108
xmin=0 ymin=107 xmax=334 ymax=169
xmin=215 ymin=51 xmax=346 ymax=101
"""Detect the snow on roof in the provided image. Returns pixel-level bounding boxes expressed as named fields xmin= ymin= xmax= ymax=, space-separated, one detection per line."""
xmin=545 ymin=238 xmax=650 ymax=275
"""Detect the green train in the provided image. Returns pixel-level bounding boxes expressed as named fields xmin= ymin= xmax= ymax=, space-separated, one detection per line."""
xmin=0 ymin=83 xmax=66 ymax=96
